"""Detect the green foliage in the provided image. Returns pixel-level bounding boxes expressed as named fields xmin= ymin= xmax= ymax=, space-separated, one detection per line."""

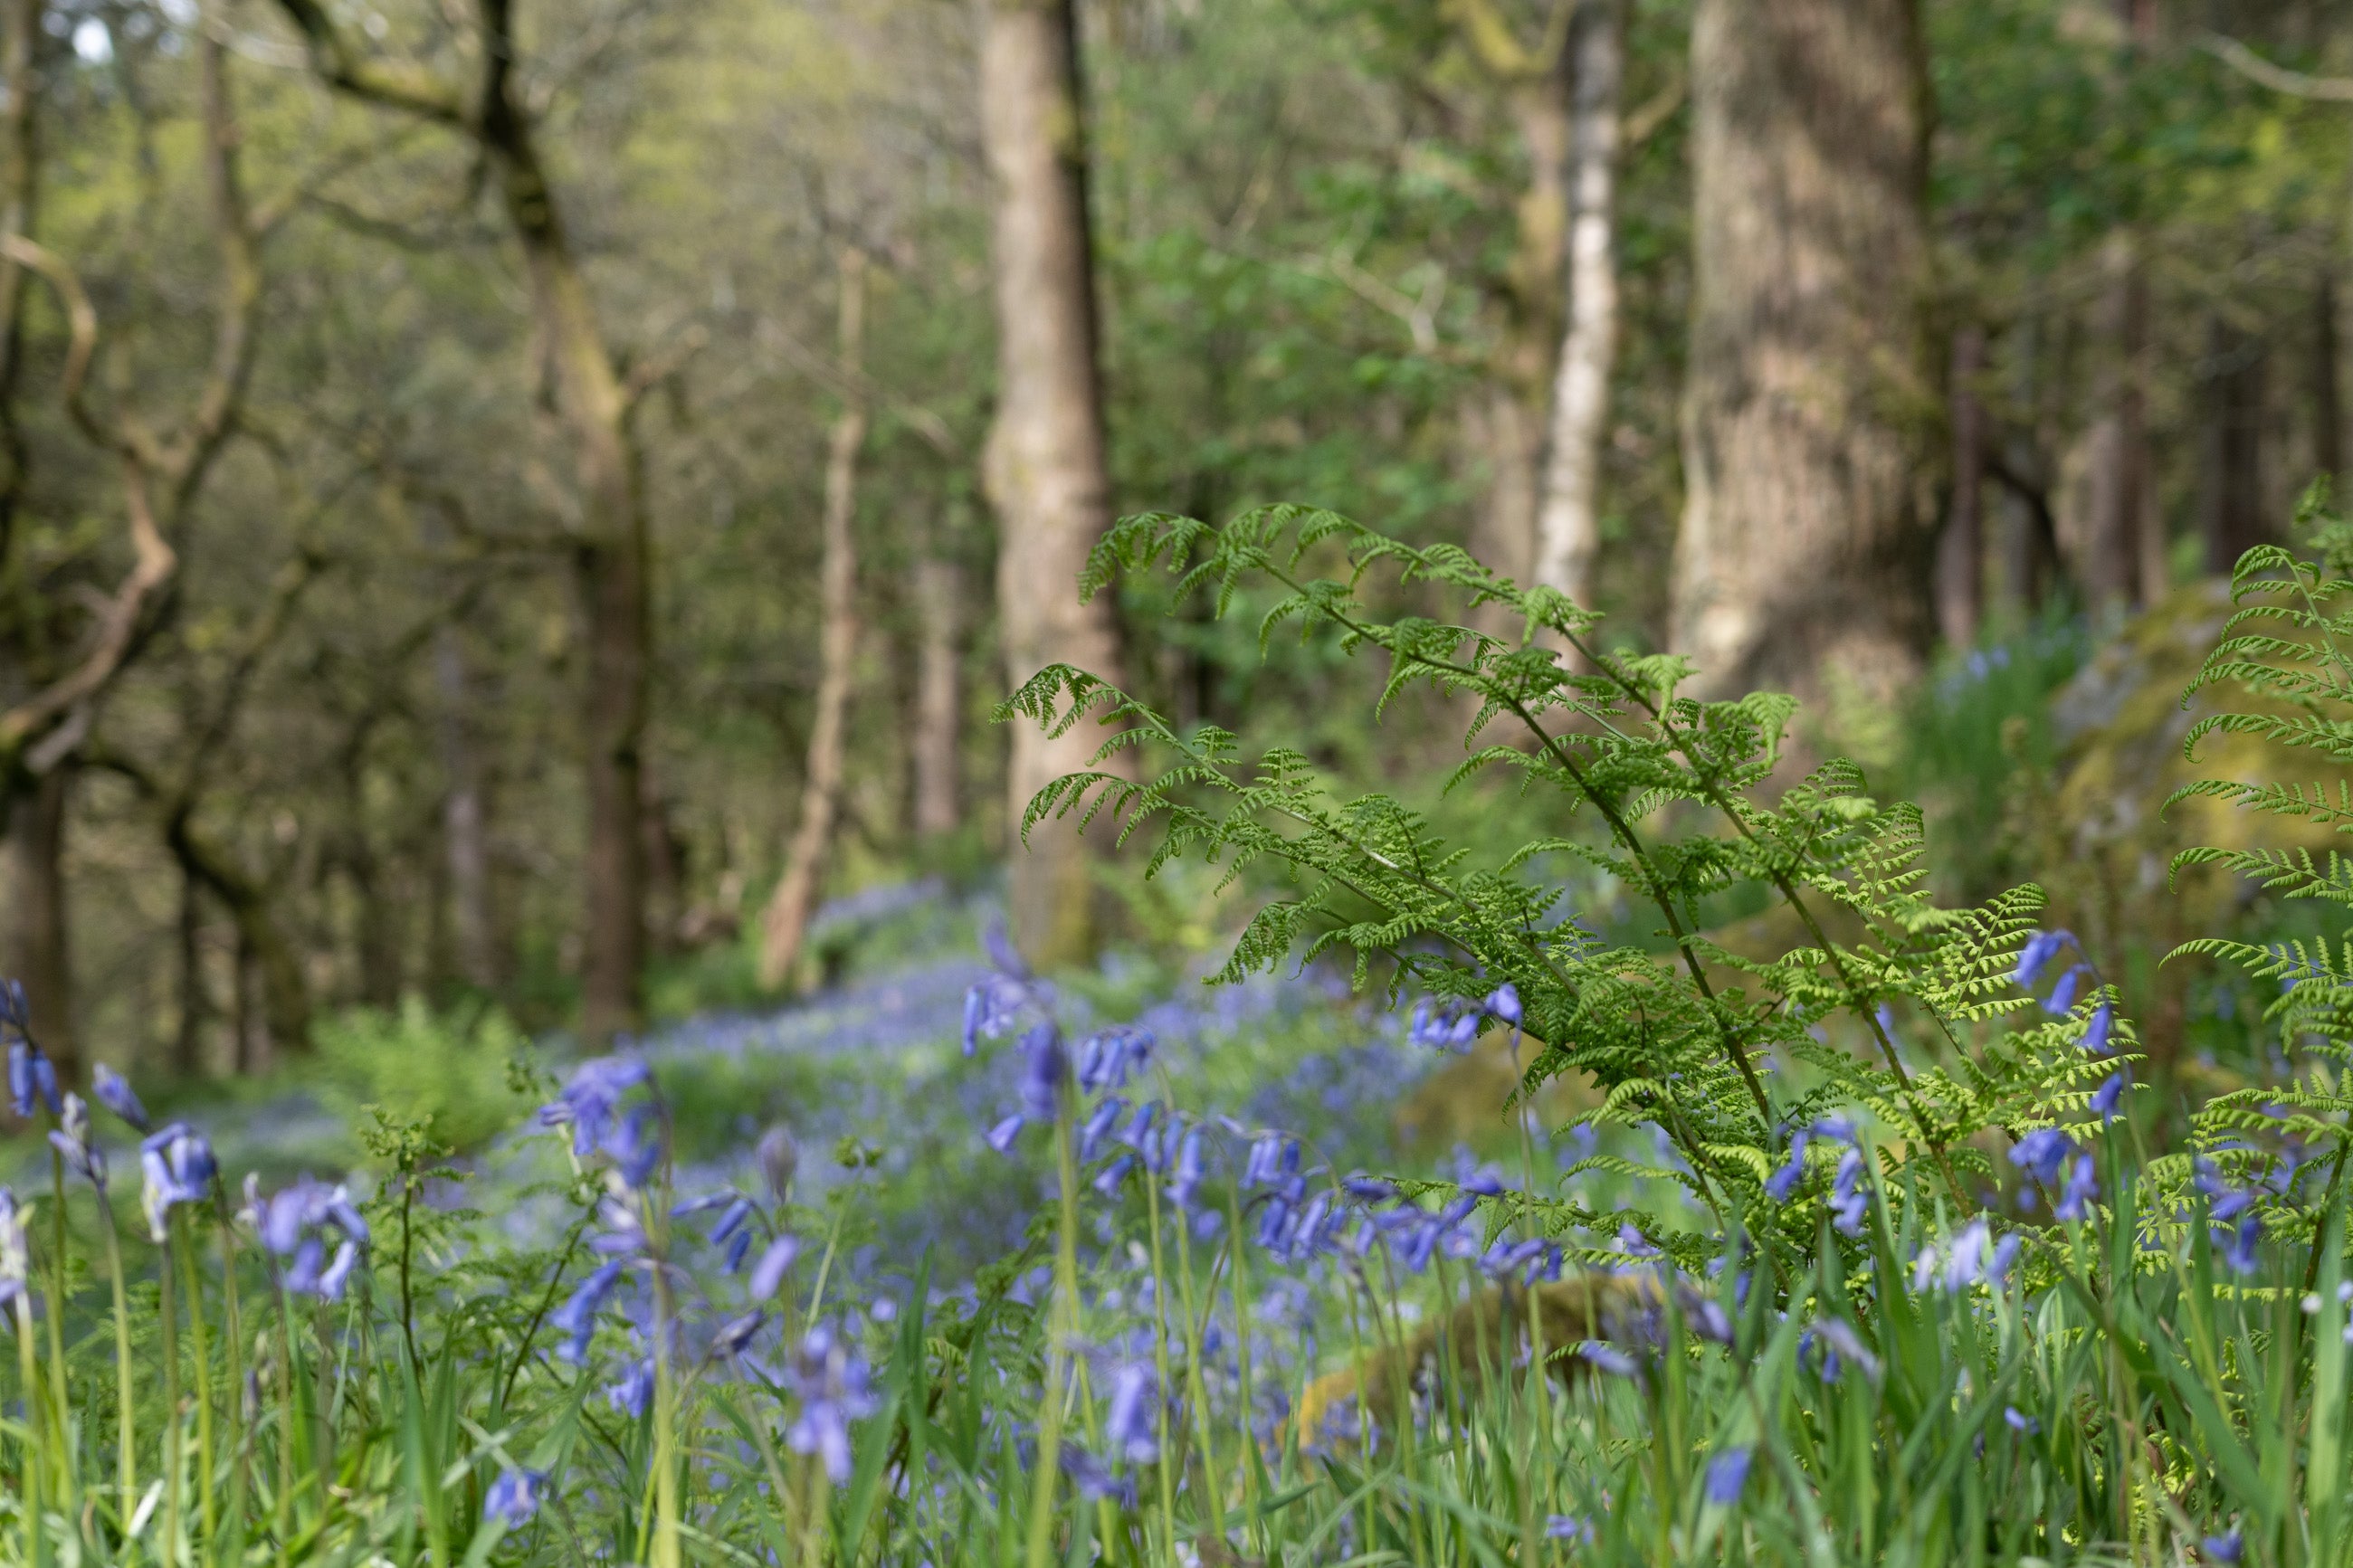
xmin=1000 ymin=505 xmax=2118 ymax=1231
xmin=312 ymin=996 xmax=531 ymax=1159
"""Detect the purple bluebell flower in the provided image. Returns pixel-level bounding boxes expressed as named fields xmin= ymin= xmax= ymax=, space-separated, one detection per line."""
xmin=314 ymin=1240 xmax=359 ymax=1302
xmin=1075 ymin=1027 xmax=1154 ymax=1092
xmin=7 ymin=1037 xmax=58 ymax=1119
xmin=2003 ymin=1406 xmax=2038 ymax=1435
xmin=2042 ymin=965 xmax=2084 ymax=1016
xmin=1058 ymin=1442 xmax=1137 ymax=1507
xmin=1812 ymin=1116 xmax=1861 ymax=1144
xmin=1765 ymin=1131 xmax=1809 ymax=1202
xmin=1342 ymin=1174 xmax=1395 ymax=1202
xmin=1830 ymin=1146 xmax=1869 ymax=1237
xmin=2222 ymin=1213 xmax=2262 ymax=1276
xmin=483 ymin=1468 xmax=549 ymax=1528
xmin=2081 ymin=1002 xmax=2113 ymax=1055
xmin=749 ymin=1233 xmax=801 ymax=1298
xmin=709 ymin=1197 xmax=754 ymax=1245
xmin=725 ymin=1229 xmax=753 ymax=1273
xmin=1616 ymin=1223 xmax=1662 ymax=1259
xmin=713 ymin=1311 xmax=766 ymax=1358
xmin=607 ymin=1357 xmax=654 ymax=1418
xmin=785 ymin=1323 xmax=881 ymax=1482
xmin=1545 ymin=1515 xmax=1596 ymax=1544
xmin=284 ymin=1239 xmax=326 ymax=1296
xmin=1811 ymin=1316 xmax=1879 ymax=1382
xmin=538 ymin=1056 xmax=651 ymax=1159
xmin=2204 ymin=1530 xmax=2243 ymax=1563
xmin=2055 ymin=1155 xmax=2098 ymax=1222
xmin=2091 ymin=1069 xmax=2127 ymax=1121
xmin=1704 ymin=1447 xmax=1752 ymax=1506
xmin=49 ymin=1094 xmax=103 ymax=1189
xmin=985 ymin=1115 xmax=1025 ymax=1154
xmin=138 ymin=1123 xmax=216 ymax=1242
xmin=1092 ymin=1156 xmax=1135 ymax=1198
xmin=1917 ymin=1218 xmax=2011 ymax=1292
xmin=1079 ymin=1097 xmax=1127 ymax=1162
xmin=2013 ymin=929 xmax=2072 ymax=987
xmin=602 ymin=1106 xmax=663 ymax=1190
xmin=1675 ymin=1280 xmax=1733 ymax=1345
xmin=555 ymin=1259 xmax=626 ymax=1364
xmin=1166 ymin=1129 xmax=1205 ymax=1211
xmin=91 ymin=1064 xmax=149 ymax=1132
xmin=1017 ymin=1022 xmax=1067 ymax=1117
xmin=1577 ymin=1341 xmax=1637 ymax=1378
xmin=0 ymin=1189 xmax=25 ymax=1308
xmin=2009 ymin=1128 xmax=2074 ymax=1186
xmin=1104 ymin=1363 xmax=1158 ymax=1462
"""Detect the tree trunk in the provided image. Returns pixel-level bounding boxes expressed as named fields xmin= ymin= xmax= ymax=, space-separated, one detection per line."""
xmin=175 ymin=867 xmax=205 ymax=1076
xmin=2200 ymin=314 xmax=2268 ymax=575
xmin=0 ymin=765 xmax=72 ymax=1079
xmin=759 ymin=248 xmax=867 ymax=992
xmin=2315 ymin=274 xmax=2342 ymax=484
xmin=1936 ymin=322 xmax=1986 ymax=646
xmin=980 ymin=0 xmax=1132 ymax=967
xmin=1532 ymin=0 xmax=1624 ymax=611
xmin=432 ymin=622 xmax=499 ymax=991
xmin=911 ymin=549 xmax=965 ymax=841
xmin=168 ymin=810 xmax=309 ymax=1059
xmin=1672 ymin=0 xmax=1938 ymax=704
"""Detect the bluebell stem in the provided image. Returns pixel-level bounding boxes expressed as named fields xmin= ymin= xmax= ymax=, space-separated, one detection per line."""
xmin=1703 ymin=1447 xmax=1753 ymax=1506
xmin=483 ymin=1468 xmax=549 ymax=1527
xmin=749 ymin=1234 xmax=801 ymax=1299
xmin=538 ymin=1056 xmax=652 ymax=1158
xmin=2008 ymin=1127 xmax=2074 ymax=1186
xmin=608 ymin=1357 xmax=655 ymax=1418
xmin=555 ymin=1259 xmax=627 ymax=1364
xmin=2054 ymin=1155 xmax=2098 ymax=1222
xmin=785 ymin=1322 xmax=881 ymax=1483
xmin=48 ymin=1093 xmax=103 ymax=1188
xmin=2081 ymin=1002 xmax=2113 ymax=1055
xmin=91 ymin=1063 xmax=149 ymax=1132
xmin=1103 ymin=1362 xmax=1158 ymax=1462
xmin=6 ymin=1036 xmax=57 ymax=1117
xmin=2013 ymin=929 xmax=2073 ymax=987
xmin=139 ymin=1122 xmax=216 ymax=1242
xmin=1765 ymin=1130 xmax=1809 ymax=1202
xmin=1016 ymin=1022 xmax=1066 ymax=1117
xmin=2041 ymin=965 xmax=2083 ymax=1016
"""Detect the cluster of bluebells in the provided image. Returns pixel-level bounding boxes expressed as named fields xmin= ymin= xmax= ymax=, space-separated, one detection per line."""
xmin=1764 ymin=1117 xmax=1870 ymax=1234
xmin=2010 ymin=1127 xmax=2100 ymax=1223
xmin=1406 ymin=983 xmax=1521 ymax=1055
xmin=243 ymin=1174 xmax=368 ymax=1301
xmin=2196 ymin=1157 xmax=2270 ymax=1276
xmin=1910 ymin=1217 xmax=2022 ymax=1294
xmin=2014 ymin=929 xmax=2128 ymax=1115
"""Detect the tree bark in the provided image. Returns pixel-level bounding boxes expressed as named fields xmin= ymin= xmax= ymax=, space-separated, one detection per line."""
xmin=911 ymin=549 xmax=965 ymax=841
xmin=433 ymin=622 xmax=499 ymax=991
xmin=168 ymin=808 xmax=309 ymax=1060
xmin=1532 ymin=0 xmax=1624 ymax=611
xmin=2315 ymin=273 xmax=2342 ymax=484
xmin=2199 ymin=314 xmax=2268 ymax=575
xmin=1672 ymin=0 xmax=1938 ymax=704
xmin=175 ymin=866 xmax=205 ymax=1076
xmin=0 ymin=765 xmax=72 ymax=1077
xmin=1936 ymin=322 xmax=1986 ymax=646
xmin=979 ymin=0 xmax=1131 ymax=967
xmin=759 ymin=248 xmax=867 ymax=991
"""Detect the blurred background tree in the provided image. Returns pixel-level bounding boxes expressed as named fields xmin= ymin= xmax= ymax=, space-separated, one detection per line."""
xmin=0 ymin=0 xmax=2346 ymax=1089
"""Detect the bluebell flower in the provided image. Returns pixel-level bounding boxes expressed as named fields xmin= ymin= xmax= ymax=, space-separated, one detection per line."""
xmin=1764 ymin=1131 xmax=1809 ymax=1202
xmin=2003 ymin=1406 xmax=2039 ymax=1435
xmin=724 ymin=1229 xmax=753 ymax=1273
xmin=1243 ymin=1133 xmax=1297 ymax=1188
xmin=1829 ymin=1147 xmax=1869 ymax=1237
xmin=1577 ymin=1341 xmax=1637 ymax=1378
xmin=709 ymin=1197 xmax=754 ymax=1245
xmin=1615 ymin=1223 xmax=1662 ymax=1259
xmin=483 ymin=1468 xmax=548 ymax=1528
xmin=607 ymin=1357 xmax=654 ymax=1418
xmin=1078 ymin=1097 xmax=1126 ymax=1162
xmin=1092 ymin=1155 xmax=1135 ymax=1198
xmin=1810 ymin=1316 xmax=1879 ymax=1383
xmin=555 ymin=1259 xmax=626 ymax=1364
xmin=0 ymin=1189 xmax=25 ymax=1308
xmin=1674 ymin=1280 xmax=1733 ymax=1345
xmin=538 ymin=1057 xmax=651 ymax=1159
xmin=48 ymin=1094 xmax=103 ymax=1189
xmin=2008 ymin=1128 xmax=2074 ymax=1186
xmin=1812 ymin=1115 xmax=1860 ymax=1144
xmin=749 ymin=1234 xmax=801 ymax=1299
xmin=1058 ymin=1442 xmax=1137 ymax=1507
xmin=7 ymin=1037 xmax=58 ymax=1118
xmin=602 ymin=1106 xmax=663 ymax=1190
xmin=2222 ymin=1213 xmax=2262 ymax=1276
xmin=2204 ymin=1529 xmax=2243 ymax=1563
xmin=1074 ymin=1027 xmax=1154 ymax=1092
xmin=2055 ymin=1155 xmax=2098 ymax=1222
xmin=985 ymin=1115 xmax=1025 ymax=1154
xmin=1166 ymin=1129 xmax=1205 ymax=1211
xmin=1545 ymin=1514 xmax=1596 ymax=1544
xmin=1915 ymin=1219 xmax=2015 ymax=1293
xmin=138 ymin=1123 xmax=216 ymax=1242
xmin=2041 ymin=965 xmax=2084 ymax=1016
xmin=1342 ymin=1174 xmax=1395 ymax=1202
xmin=2091 ymin=1069 xmax=2127 ymax=1121
xmin=785 ymin=1323 xmax=881 ymax=1482
xmin=1703 ymin=1447 xmax=1752 ymax=1506
xmin=91 ymin=1064 xmax=149 ymax=1132
xmin=285 ymin=1239 xmax=326 ymax=1296
xmin=757 ymin=1125 xmax=799 ymax=1202
xmin=1104 ymin=1362 xmax=1158 ymax=1462
xmin=713 ymin=1310 xmax=766 ymax=1358
xmin=2081 ymin=1002 xmax=2113 ymax=1055
xmin=1016 ymin=1023 xmax=1067 ymax=1117
xmin=2013 ymin=929 xmax=2073 ymax=987
xmin=309 ymin=1240 xmax=358 ymax=1303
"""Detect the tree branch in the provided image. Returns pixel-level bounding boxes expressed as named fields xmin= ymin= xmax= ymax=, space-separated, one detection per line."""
xmin=2201 ymin=33 xmax=2353 ymax=102
xmin=272 ymin=0 xmax=469 ymax=123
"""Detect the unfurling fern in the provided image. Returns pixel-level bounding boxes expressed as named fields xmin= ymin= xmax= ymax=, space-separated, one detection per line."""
xmin=2169 ymin=482 xmax=2353 ymax=1240
xmin=996 ymin=505 xmax=2126 ymax=1250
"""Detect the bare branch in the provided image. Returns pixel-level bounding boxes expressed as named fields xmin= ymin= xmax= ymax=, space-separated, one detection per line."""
xmin=272 ymin=0 xmax=469 ymax=123
xmin=2201 ymin=32 xmax=2353 ymax=102
xmin=0 ymin=233 xmax=104 ymax=450
xmin=620 ymin=323 xmax=710 ymax=414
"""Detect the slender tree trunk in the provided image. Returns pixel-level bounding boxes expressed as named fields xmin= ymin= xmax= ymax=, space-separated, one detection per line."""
xmin=980 ymin=0 xmax=1131 ymax=966
xmin=1672 ymin=0 xmax=1938 ymax=703
xmin=1532 ymin=0 xmax=1624 ymax=610
xmin=168 ymin=811 xmax=309 ymax=1059
xmin=2315 ymin=274 xmax=2342 ymax=483
xmin=911 ymin=549 xmax=965 ymax=841
xmin=175 ymin=868 xmax=204 ymax=1075
xmin=0 ymin=0 xmax=38 ymax=551
xmin=1937 ymin=322 xmax=1987 ymax=646
xmin=2200 ymin=314 xmax=2268 ymax=575
xmin=760 ymin=248 xmax=868 ymax=992
xmin=432 ymin=623 xmax=499 ymax=991
xmin=0 ymin=765 xmax=72 ymax=1079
